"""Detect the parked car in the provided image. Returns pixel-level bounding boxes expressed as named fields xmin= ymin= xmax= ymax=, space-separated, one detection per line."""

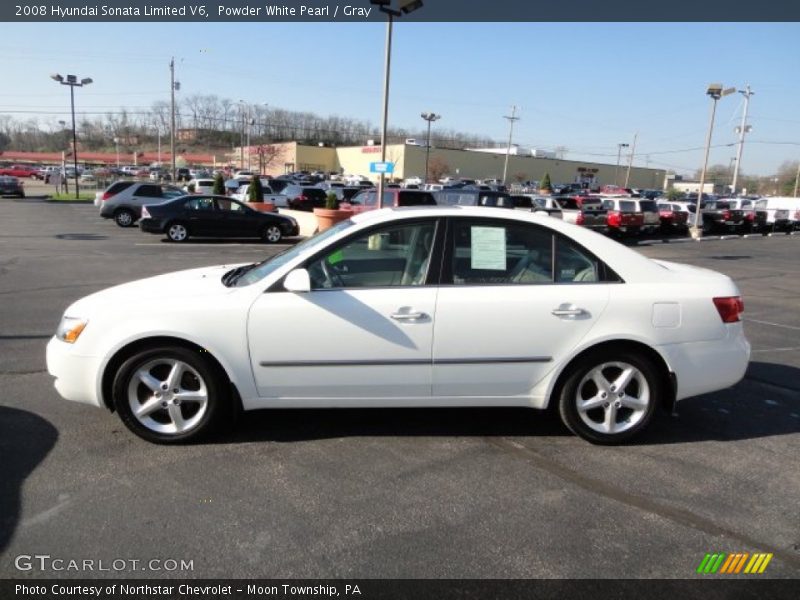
xmin=184 ymin=178 xmax=216 ymax=195
xmin=0 ymin=164 xmax=40 ymax=178
xmin=46 ymin=206 xmax=750 ymax=445
xmin=601 ymin=198 xmax=644 ymax=236
xmin=348 ymin=189 xmax=437 ymax=212
xmin=94 ymin=180 xmax=136 ymax=208
xmin=524 ymin=195 xmax=563 ymax=219
xmin=718 ymin=198 xmax=757 ymax=232
xmin=281 ymin=185 xmax=328 ymax=211
xmin=656 ymin=202 xmax=690 ymax=234
xmin=753 ymin=197 xmax=799 ymax=232
xmin=175 ymin=168 xmax=191 ymax=182
xmin=699 ymin=200 xmax=746 ymax=234
xmin=0 ymin=176 xmax=25 ymax=197
xmin=99 ymin=182 xmax=185 ymax=227
xmin=232 ymin=184 xmax=287 ymax=207
xmin=633 ymin=199 xmax=661 ymax=235
xmin=139 ymin=195 xmax=299 ymax=243
xmin=434 ymin=189 xmax=507 ymax=208
xmin=555 ymin=196 xmax=607 ymax=231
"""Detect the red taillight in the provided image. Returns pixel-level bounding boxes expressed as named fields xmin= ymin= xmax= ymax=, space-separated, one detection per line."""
xmin=746 ymin=212 xmax=755 ymax=221
xmin=607 ymin=210 xmax=621 ymax=227
xmin=722 ymin=210 xmax=731 ymax=220
xmin=660 ymin=210 xmax=673 ymax=218
xmin=299 ymin=195 xmax=308 ymax=202
xmin=101 ymin=191 xmax=113 ymax=201
xmin=576 ymin=212 xmax=585 ymax=225
xmin=713 ymin=296 xmax=744 ymax=323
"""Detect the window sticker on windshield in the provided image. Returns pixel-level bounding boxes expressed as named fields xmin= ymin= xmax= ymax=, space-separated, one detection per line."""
xmin=328 ymin=249 xmax=344 ymax=265
xmin=470 ymin=226 xmax=506 ymax=270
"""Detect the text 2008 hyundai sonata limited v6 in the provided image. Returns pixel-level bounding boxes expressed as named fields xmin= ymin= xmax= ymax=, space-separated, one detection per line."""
xmin=46 ymin=206 xmax=750 ymax=444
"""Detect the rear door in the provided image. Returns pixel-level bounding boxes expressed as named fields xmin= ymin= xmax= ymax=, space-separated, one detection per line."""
xmin=432 ymin=217 xmax=610 ymax=398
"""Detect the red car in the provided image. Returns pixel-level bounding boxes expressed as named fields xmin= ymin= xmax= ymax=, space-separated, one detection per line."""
xmin=657 ymin=202 xmax=690 ymax=233
xmin=0 ymin=164 xmax=40 ymax=178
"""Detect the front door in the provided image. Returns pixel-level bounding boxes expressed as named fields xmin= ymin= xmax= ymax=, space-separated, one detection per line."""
xmin=247 ymin=218 xmax=441 ymax=401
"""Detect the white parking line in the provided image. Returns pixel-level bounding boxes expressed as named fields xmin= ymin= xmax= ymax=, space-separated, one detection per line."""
xmin=134 ymin=242 xmax=289 ymax=247
xmin=744 ymin=318 xmax=800 ymax=331
xmin=751 ymin=346 xmax=800 ymax=353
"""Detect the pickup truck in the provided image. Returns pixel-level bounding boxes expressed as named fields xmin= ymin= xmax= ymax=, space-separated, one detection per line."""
xmin=523 ymin=195 xmax=563 ymax=219
xmin=0 ymin=164 xmax=40 ymax=178
xmin=556 ymin=196 xmax=607 ymax=231
xmin=754 ymin=197 xmax=798 ymax=232
xmin=601 ymin=198 xmax=644 ymax=236
xmin=700 ymin=200 xmax=746 ymax=233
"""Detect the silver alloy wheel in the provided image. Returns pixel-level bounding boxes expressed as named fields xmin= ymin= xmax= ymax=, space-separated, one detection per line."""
xmin=116 ymin=211 xmax=133 ymax=226
xmin=168 ymin=223 xmax=188 ymax=241
xmin=127 ymin=358 xmax=208 ymax=435
xmin=264 ymin=225 xmax=281 ymax=243
xmin=575 ymin=361 xmax=650 ymax=435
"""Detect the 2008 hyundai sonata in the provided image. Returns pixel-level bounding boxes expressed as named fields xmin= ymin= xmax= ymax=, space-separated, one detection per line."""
xmin=46 ymin=206 xmax=750 ymax=444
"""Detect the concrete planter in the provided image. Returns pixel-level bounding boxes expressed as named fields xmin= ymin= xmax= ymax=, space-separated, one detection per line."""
xmin=246 ymin=202 xmax=276 ymax=213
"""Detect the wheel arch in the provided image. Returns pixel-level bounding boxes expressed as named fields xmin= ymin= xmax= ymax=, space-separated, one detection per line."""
xmin=100 ymin=335 xmax=242 ymax=414
xmin=544 ymin=339 xmax=677 ymax=414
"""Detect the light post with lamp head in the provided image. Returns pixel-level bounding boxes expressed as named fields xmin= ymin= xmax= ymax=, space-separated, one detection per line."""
xmin=615 ymin=143 xmax=629 ymax=187
xmin=371 ymin=0 xmax=424 ymax=207
xmin=51 ymin=73 xmax=92 ymax=199
xmin=691 ymin=83 xmax=736 ymax=239
xmin=420 ymin=111 xmax=440 ymax=183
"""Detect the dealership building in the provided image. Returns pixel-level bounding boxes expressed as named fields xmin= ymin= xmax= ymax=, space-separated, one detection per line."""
xmin=240 ymin=141 xmax=667 ymax=189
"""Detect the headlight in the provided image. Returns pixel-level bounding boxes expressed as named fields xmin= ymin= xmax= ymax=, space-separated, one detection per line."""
xmin=56 ymin=316 xmax=88 ymax=343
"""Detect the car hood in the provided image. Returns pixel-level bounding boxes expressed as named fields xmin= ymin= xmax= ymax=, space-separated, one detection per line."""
xmin=64 ymin=264 xmax=248 ymax=316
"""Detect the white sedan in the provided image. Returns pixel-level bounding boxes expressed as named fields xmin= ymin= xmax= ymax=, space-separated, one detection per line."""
xmin=46 ymin=207 xmax=750 ymax=444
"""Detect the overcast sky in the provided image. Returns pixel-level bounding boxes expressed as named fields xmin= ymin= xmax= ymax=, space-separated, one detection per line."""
xmin=1 ymin=22 xmax=799 ymax=175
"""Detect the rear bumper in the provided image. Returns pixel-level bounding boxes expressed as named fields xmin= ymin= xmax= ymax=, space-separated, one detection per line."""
xmin=139 ymin=218 xmax=164 ymax=233
xmin=659 ymin=325 xmax=750 ymax=401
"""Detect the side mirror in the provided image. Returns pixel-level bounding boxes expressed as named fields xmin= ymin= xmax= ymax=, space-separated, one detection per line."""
xmin=283 ymin=268 xmax=311 ymax=293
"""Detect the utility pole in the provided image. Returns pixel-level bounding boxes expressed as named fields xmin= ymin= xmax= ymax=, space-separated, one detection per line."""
xmin=731 ymin=84 xmax=753 ymax=195
xmin=502 ymin=105 xmax=519 ymax=185
xmin=170 ymin=57 xmax=176 ymax=182
xmin=624 ymin=132 xmax=638 ymax=189
xmin=793 ymin=161 xmax=800 ymax=197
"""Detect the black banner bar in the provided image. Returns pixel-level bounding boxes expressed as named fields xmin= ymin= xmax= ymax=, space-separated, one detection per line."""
xmin=2 ymin=579 xmax=799 ymax=600
xmin=3 ymin=0 xmax=800 ymax=22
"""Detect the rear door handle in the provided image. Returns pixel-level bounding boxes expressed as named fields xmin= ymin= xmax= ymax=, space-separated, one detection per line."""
xmin=552 ymin=306 xmax=586 ymax=317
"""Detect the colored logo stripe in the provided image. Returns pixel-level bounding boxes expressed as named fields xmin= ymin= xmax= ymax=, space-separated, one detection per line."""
xmin=698 ymin=552 xmax=772 ymax=574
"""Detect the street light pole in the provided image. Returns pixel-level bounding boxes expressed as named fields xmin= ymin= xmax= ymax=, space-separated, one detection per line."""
xmin=691 ymin=83 xmax=736 ymax=238
xmin=731 ymin=85 xmax=754 ymax=195
xmin=170 ymin=57 xmax=177 ymax=182
xmin=502 ymin=105 xmax=519 ymax=185
xmin=51 ymin=73 xmax=92 ymax=199
xmin=420 ymin=111 xmax=440 ymax=183
xmin=372 ymin=0 xmax=424 ymax=208
xmin=624 ymin=132 xmax=638 ymax=189
xmin=114 ymin=137 xmax=120 ymax=167
xmin=615 ymin=143 xmax=629 ymax=187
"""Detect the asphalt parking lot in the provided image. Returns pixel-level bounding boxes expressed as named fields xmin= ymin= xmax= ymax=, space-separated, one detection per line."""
xmin=0 ymin=198 xmax=798 ymax=579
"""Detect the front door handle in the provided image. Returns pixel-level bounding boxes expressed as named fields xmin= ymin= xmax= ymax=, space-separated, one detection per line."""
xmin=390 ymin=310 xmax=428 ymax=321
xmin=551 ymin=305 xmax=586 ymax=317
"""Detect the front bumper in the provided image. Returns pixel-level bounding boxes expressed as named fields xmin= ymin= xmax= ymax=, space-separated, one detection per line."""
xmin=46 ymin=336 xmax=104 ymax=408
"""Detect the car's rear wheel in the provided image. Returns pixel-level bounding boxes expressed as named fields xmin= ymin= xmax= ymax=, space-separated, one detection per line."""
xmin=262 ymin=224 xmax=282 ymax=243
xmin=114 ymin=209 xmax=135 ymax=228
xmin=558 ymin=350 xmax=660 ymax=444
xmin=112 ymin=346 xmax=227 ymax=444
xmin=166 ymin=222 xmax=189 ymax=242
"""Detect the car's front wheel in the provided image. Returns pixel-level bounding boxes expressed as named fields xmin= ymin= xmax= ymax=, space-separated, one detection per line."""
xmin=112 ymin=346 xmax=227 ymax=444
xmin=262 ymin=224 xmax=283 ymax=243
xmin=166 ymin=222 xmax=189 ymax=242
xmin=558 ymin=350 xmax=661 ymax=444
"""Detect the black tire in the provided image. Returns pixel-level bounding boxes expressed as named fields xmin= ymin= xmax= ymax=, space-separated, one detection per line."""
xmin=114 ymin=208 xmax=136 ymax=228
xmin=262 ymin=224 xmax=283 ymax=243
xmin=557 ymin=350 xmax=661 ymax=445
xmin=166 ymin=221 xmax=190 ymax=243
xmin=112 ymin=346 xmax=229 ymax=444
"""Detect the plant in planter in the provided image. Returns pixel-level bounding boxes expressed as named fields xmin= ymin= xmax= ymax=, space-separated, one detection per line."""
xmin=539 ymin=172 xmax=553 ymax=195
xmin=212 ymin=173 xmax=225 ymax=195
xmin=313 ymin=191 xmax=351 ymax=231
xmin=245 ymin=174 xmax=275 ymax=213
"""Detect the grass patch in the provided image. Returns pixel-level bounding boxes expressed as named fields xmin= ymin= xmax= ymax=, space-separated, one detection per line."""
xmin=48 ymin=192 xmax=95 ymax=201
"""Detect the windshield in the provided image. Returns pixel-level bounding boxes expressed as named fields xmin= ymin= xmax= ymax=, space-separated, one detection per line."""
xmin=232 ymin=219 xmax=355 ymax=287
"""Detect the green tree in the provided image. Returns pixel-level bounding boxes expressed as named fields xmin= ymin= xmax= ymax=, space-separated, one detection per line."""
xmin=212 ymin=173 xmax=225 ymax=195
xmin=540 ymin=172 xmax=552 ymax=192
xmin=248 ymin=174 xmax=264 ymax=202
xmin=666 ymin=188 xmax=685 ymax=201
